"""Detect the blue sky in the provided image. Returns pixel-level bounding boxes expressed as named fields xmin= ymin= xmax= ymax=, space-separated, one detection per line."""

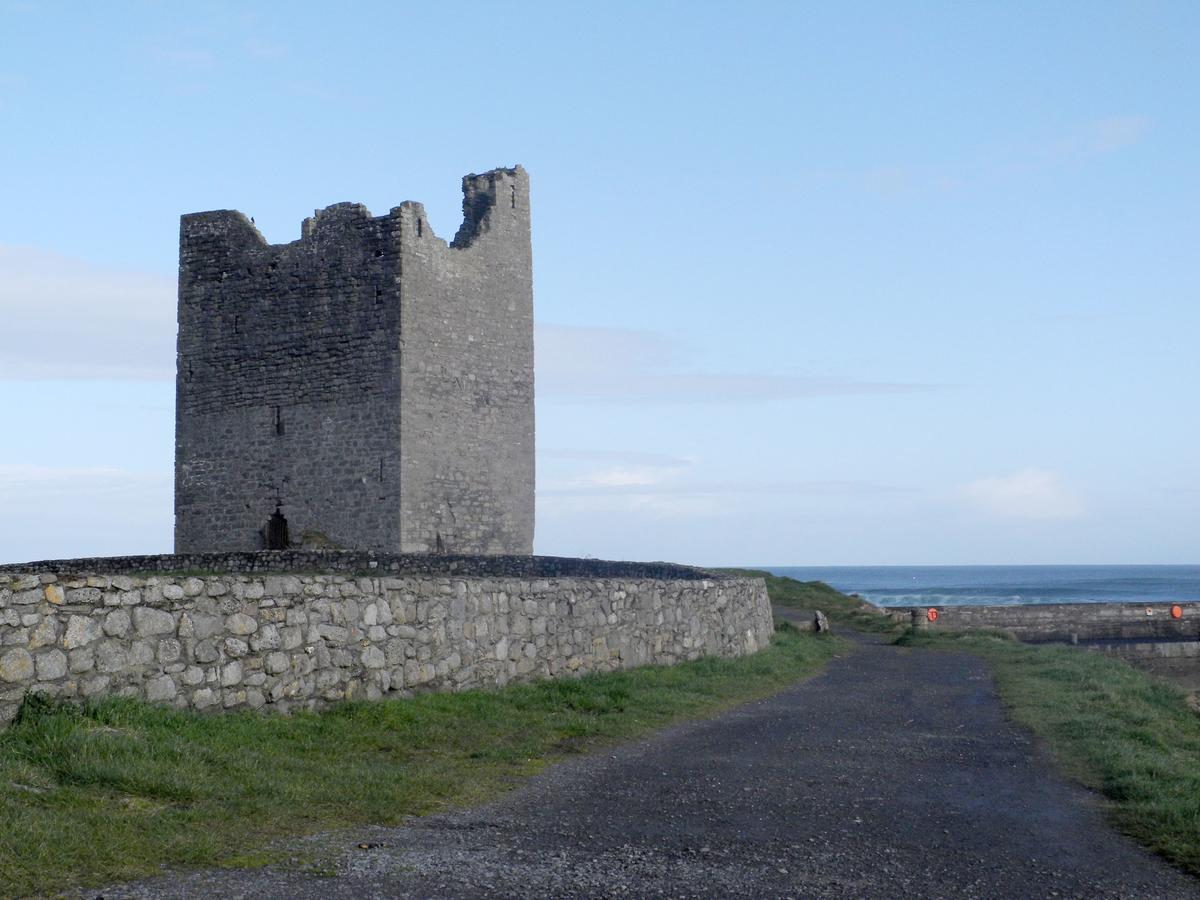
xmin=1 ymin=0 xmax=1196 ymax=565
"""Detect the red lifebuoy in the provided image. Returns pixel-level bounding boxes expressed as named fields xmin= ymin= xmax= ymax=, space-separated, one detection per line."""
xmin=1171 ymin=605 xmax=1183 ymax=620
xmin=927 ymin=608 xmax=939 ymax=622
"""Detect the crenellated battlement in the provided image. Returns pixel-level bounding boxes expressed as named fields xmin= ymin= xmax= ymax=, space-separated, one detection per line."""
xmin=453 ymin=166 xmax=525 ymax=248
xmin=179 ymin=208 xmax=269 ymax=249
xmin=297 ymin=201 xmax=375 ymax=241
xmin=175 ymin=166 xmax=535 ymax=558
xmin=180 ymin=165 xmax=528 ymax=256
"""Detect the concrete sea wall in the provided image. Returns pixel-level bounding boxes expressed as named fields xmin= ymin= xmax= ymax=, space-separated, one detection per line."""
xmin=904 ymin=601 xmax=1200 ymax=683
xmin=905 ymin=601 xmax=1200 ymax=643
xmin=0 ymin=554 xmax=773 ymax=727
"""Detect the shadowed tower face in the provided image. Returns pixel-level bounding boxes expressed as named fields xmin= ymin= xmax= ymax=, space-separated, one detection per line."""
xmin=174 ymin=166 xmax=534 ymax=555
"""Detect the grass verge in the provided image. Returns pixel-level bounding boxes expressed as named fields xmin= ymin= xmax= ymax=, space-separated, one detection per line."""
xmin=721 ymin=569 xmax=902 ymax=634
xmin=897 ymin=628 xmax=1200 ymax=876
xmin=0 ymin=625 xmax=840 ymax=896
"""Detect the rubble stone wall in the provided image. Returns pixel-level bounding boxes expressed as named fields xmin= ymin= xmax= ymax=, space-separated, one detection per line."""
xmin=0 ymin=569 xmax=773 ymax=726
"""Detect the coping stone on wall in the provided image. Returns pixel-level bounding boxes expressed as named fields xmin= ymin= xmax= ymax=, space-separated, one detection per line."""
xmin=0 ymin=552 xmax=722 ymax=581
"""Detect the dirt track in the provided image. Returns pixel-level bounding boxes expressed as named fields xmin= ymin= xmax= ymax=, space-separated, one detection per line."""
xmin=97 ymin=632 xmax=1199 ymax=899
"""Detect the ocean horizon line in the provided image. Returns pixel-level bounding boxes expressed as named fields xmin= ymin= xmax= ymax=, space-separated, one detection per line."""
xmin=740 ymin=563 xmax=1200 ymax=570
xmin=750 ymin=564 xmax=1200 ymax=608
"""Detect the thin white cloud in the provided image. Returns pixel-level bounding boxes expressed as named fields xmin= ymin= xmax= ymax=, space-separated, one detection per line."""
xmin=1007 ymin=115 xmax=1150 ymax=173
xmin=0 ymin=465 xmax=172 ymax=564
xmin=624 ymin=494 xmax=723 ymax=519
xmin=0 ymin=245 xmax=175 ymax=380
xmin=539 ymin=449 xmax=694 ymax=468
xmin=960 ymin=468 xmax=1084 ymax=521
xmin=579 ymin=467 xmax=671 ymax=488
xmin=1 ymin=256 xmax=931 ymax=398
xmin=148 ymin=45 xmax=218 ymax=68
xmin=542 ymin=455 xmax=690 ymax=494
xmin=1083 ymin=115 xmax=1150 ymax=153
xmin=537 ymin=324 xmax=932 ymax=404
xmin=242 ymin=38 xmax=288 ymax=60
xmin=538 ymin=324 xmax=669 ymax=373
xmin=541 ymin=478 xmax=904 ymax=498
xmin=538 ymin=478 xmax=905 ymax=522
xmin=0 ymin=464 xmax=169 ymax=498
xmin=145 ymin=41 xmax=289 ymax=69
xmin=803 ymin=115 xmax=1151 ymax=198
xmin=0 ymin=73 xmax=27 ymax=108
xmin=538 ymin=491 xmax=723 ymax=520
xmin=538 ymin=461 xmax=906 ymax=524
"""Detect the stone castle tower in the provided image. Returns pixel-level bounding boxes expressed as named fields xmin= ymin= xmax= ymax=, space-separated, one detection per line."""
xmin=174 ymin=166 xmax=534 ymax=555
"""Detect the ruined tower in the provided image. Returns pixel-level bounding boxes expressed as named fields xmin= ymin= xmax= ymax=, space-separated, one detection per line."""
xmin=174 ymin=166 xmax=534 ymax=555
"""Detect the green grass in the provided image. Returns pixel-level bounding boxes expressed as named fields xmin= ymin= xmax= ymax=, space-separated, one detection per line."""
xmin=720 ymin=569 xmax=903 ymax=633
xmin=0 ymin=625 xmax=840 ymax=897
xmin=897 ymin=628 xmax=1200 ymax=875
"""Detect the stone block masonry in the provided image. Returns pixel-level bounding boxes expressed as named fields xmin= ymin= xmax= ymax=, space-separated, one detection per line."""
xmin=176 ymin=166 xmax=533 ymax=556
xmin=0 ymin=557 xmax=773 ymax=727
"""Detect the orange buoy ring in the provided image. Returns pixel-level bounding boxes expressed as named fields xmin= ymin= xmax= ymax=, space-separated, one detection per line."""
xmin=1172 ymin=605 xmax=1183 ymax=619
xmin=927 ymin=608 xmax=939 ymax=622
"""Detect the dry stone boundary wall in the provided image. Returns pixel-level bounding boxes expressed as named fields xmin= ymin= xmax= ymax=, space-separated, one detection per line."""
xmin=0 ymin=558 xmax=772 ymax=726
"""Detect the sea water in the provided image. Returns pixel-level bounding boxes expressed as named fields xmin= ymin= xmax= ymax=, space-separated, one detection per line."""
xmin=760 ymin=565 xmax=1200 ymax=608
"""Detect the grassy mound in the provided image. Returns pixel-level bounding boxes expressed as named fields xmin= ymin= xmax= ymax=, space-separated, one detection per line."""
xmin=720 ymin=569 xmax=901 ymax=633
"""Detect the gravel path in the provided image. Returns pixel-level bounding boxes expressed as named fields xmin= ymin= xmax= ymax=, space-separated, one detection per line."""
xmin=95 ymin=632 xmax=1199 ymax=899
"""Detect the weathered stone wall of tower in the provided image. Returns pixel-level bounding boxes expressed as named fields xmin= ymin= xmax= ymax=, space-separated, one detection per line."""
xmin=175 ymin=167 xmax=534 ymax=555
xmin=396 ymin=167 xmax=535 ymax=554
xmin=176 ymin=205 xmax=404 ymax=553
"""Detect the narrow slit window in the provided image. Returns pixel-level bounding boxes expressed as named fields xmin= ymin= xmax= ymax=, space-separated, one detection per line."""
xmin=266 ymin=509 xmax=289 ymax=550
